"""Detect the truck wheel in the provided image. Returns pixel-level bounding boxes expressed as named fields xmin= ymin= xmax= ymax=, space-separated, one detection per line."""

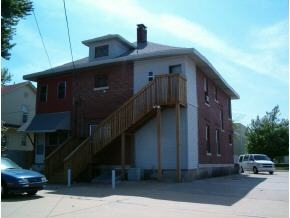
xmin=269 ymin=171 xmax=274 ymax=175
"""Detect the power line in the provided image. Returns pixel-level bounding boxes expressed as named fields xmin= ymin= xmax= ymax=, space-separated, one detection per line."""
xmin=62 ymin=0 xmax=76 ymax=71
xmin=32 ymin=10 xmax=53 ymax=70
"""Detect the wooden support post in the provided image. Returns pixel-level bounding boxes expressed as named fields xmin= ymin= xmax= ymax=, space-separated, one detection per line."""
xmin=176 ymin=103 xmax=181 ymax=182
xmin=121 ymin=133 xmax=126 ymax=180
xmin=156 ymin=106 xmax=162 ymax=181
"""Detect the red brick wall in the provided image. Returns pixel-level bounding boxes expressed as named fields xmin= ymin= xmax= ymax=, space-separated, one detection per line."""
xmin=74 ymin=62 xmax=134 ymax=137
xmin=196 ymin=67 xmax=234 ymax=164
xmin=37 ymin=74 xmax=73 ymax=113
xmin=36 ymin=62 xmax=134 ymax=138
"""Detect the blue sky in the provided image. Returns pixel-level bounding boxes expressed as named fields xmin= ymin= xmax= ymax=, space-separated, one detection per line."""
xmin=2 ymin=0 xmax=289 ymax=126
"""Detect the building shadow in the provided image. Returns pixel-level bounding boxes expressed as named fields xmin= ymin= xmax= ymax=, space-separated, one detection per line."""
xmin=43 ymin=174 xmax=267 ymax=206
xmin=1 ymin=193 xmax=43 ymax=202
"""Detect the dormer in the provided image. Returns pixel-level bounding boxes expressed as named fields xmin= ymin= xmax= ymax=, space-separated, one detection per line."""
xmin=82 ymin=34 xmax=136 ymax=62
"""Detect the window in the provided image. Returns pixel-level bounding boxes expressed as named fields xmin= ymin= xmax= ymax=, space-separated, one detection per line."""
xmin=229 ymin=134 xmax=233 ymax=146
xmin=39 ymin=85 xmax=48 ymax=102
xmin=228 ymin=98 xmax=232 ymax=119
xmin=214 ymin=86 xmax=218 ymax=102
xmin=220 ymin=109 xmax=224 ymax=131
xmin=169 ymin=64 xmax=182 ymax=74
xmin=95 ymin=45 xmax=109 ymax=58
xmin=58 ymin=81 xmax=66 ymax=99
xmin=22 ymin=113 xmax=28 ymax=123
xmin=204 ymin=77 xmax=209 ymax=104
xmin=148 ymin=71 xmax=154 ymax=82
xmin=205 ymin=125 xmax=211 ymax=154
xmin=94 ymin=74 xmax=108 ymax=90
xmin=21 ymin=105 xmax=28 ymax=123
xmin=243 ymin=155 xmax=249 ymax=162
xmin=216 ymin=129 xmax=221 ymax=155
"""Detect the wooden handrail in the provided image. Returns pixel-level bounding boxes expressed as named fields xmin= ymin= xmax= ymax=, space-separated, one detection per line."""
xmin=63 ymin=73 xmax=187 ymax=181
xmin=63 ymin=137 xmax=91 ymax=181
xmin=45 ymin=137 xmax=78 ymax=179
xmin=92 ymin=73 xmax=187 ymax=152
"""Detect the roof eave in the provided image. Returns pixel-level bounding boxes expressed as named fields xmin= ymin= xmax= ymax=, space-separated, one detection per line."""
xmin=190 ymin=48 xmax=240 ymax=100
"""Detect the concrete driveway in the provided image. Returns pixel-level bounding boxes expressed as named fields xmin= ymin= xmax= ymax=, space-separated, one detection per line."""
xmin=1 ymin=171 xmax=288 ymax=218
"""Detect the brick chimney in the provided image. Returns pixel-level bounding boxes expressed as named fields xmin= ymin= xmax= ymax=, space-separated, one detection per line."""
xmin=137 ymin=24 xmax=147 ymax=44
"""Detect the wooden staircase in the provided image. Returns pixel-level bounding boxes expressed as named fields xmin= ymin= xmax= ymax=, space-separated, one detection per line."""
xmin=46 ymin=73 xmax=187 ymax=183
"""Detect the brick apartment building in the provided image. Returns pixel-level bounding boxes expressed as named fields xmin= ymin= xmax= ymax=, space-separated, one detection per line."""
xmin=23 ymin=24 xmax=239 ymax=182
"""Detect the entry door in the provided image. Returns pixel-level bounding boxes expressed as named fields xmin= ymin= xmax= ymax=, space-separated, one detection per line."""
xmin=89 ymin=124 xmax=97 ymax=136
xmin=35 ymin=133 xmax=45 ymax=164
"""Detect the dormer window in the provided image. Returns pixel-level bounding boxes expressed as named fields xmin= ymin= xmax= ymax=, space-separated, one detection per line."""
xmin=95 ymin=45 xmax=109 ymax=58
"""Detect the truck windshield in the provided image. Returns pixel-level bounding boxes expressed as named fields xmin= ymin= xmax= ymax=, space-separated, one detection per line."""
xmin=254 ymin=155 xmax=270 ymax=161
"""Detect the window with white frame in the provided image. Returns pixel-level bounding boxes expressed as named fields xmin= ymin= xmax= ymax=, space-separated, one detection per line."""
xmin=214 ymin=86 xmax=218 ymax=102
xmin=228 ymin=98 xmax=232 ymax=119
xmin=21 ymin=105 xmax=28 ymax=123
xmin=206 ymin=124 xmax=211 ymax=154
xmin=216 ymin=128 xmax=221 ymax=155
xmin=220 ymin=109 xmax=224 ymax=131
xmin=204 ymin=77 xmax=209 ymax=104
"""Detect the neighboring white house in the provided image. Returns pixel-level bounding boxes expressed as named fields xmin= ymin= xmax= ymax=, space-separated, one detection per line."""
xmin=1 ymin=81 xmax=36 ymax=168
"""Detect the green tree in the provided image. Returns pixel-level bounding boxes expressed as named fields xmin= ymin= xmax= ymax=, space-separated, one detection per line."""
xmin=246 ymin=106 xmax=289 ymax=160
xmin=1 ymin=0 xmax=33 ymax=60
xmin=1 ymin=68 xmax=12 ymax=85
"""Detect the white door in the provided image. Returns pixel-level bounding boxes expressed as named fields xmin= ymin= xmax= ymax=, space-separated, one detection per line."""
xmin=35 ymin=133 xmax=45 ymax=164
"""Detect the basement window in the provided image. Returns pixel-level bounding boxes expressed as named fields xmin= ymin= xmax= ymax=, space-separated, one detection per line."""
xmin=95 ymin=45 xmax=109 ymax=58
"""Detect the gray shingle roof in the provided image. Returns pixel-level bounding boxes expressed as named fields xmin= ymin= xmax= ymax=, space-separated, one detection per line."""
xmin=23 ymin=40 xmax=239 ymax=99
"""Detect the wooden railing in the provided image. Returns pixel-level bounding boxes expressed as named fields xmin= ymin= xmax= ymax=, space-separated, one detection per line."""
xmin=45 ymin=137 xmax=77 ymax=179
xmin=64 ymin=137 xmax=91 ymax=181
xmin=92 ymin=73 xmax=187 ymax=152
xmin=63 ymin=73 xmax=187 ymax=181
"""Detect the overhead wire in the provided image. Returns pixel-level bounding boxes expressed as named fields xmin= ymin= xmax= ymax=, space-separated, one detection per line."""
xmin=62 ymin=0 xmax=76 ymax=71
xmin=32 ymin=10 xmax=53 ymax=70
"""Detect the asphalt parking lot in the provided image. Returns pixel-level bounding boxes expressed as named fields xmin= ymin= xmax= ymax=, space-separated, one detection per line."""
xmin=1 ymin=171 xmax=288 ymax=218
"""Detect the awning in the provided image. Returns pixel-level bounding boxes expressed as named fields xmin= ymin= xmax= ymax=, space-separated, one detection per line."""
xmin=24 ymin=111 xmax=71 ymax=133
